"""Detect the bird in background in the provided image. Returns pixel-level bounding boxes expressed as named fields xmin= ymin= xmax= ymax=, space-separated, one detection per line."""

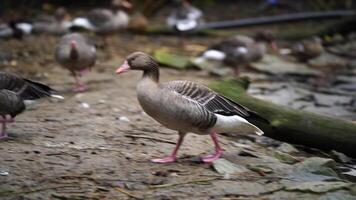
xmin=32 ymin=7 xmax=72 ymax=35
xmin=0 ymin=72 xmax=63 ymax=139
xmin=196 ymin=31 xmax=277 ymax=75
xmin=70 ymin=0 xmax=132 ymax=34
xmin=116 ymin=52 xmax=268 ymax=163
xmin=55 ymin=33 xmax=96 ymax=92
xmin=167 ymin=0 xmax=203 ymax=47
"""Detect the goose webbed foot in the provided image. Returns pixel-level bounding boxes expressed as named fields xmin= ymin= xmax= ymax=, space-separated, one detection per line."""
xmin=151 ymin=132 xmax=185 ymax=164
xmin=71 ymin=71 xmax=88 ymax=92
xmin=72 ymin=84 xmax=88 ymax=93
xmin=201 ymin=131 xmax=223 ymax=163
xmin=201 ymin=149 xmax=223 ymax=163
xmin=151 ymin=156 xmax=177 ymax=163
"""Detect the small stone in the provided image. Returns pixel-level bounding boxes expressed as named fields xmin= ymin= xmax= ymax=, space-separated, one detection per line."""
xmin=277 ymin=143 xmax=299 ymax=154
xmin=118 ymin=116 xmax=130 ymax=122
xmin=75 ymin=93 xmax=84 ymax=99
xmin=98 ymin=99 xmax=106 ymax=104
xmin=79 ymin=102 xmax=90 ymax=109
xmin=247 ymin=164 xmax=273 ymax=174
xmin=274 ymin=150 xmax=300 ymax=164
xmin=212 ymin=158 xmax=249 ymax=175
xmin=0 ymin=171 xmax=9 ymax=176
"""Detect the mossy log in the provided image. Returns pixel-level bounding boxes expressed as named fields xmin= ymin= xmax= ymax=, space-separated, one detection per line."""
xmin=210 ymin=79 xmax=356 ymax=157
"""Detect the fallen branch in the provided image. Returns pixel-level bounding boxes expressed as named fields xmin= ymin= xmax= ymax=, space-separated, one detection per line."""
xmin=149 ymin=177 xmax=219 ymax=189
xmin=124 ymin=134 xmax=176 ymax=144
xmin=115 ymin=187 xmax=142 ymax=199
xmin=210 ymin=79 xmax=356 ymax=157
xmin=197 ymin=10 xmax=355 ymax=30
xmin=0 ymin=185 xmax=76 ymax=196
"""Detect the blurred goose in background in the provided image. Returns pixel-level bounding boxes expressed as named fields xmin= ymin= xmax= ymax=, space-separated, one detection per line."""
xmin=0 ymin=72 xmax=63 ymax=139
xmin=55 ymin=33 xmax=96 ymax=92
xmin=167 ymin=0 xmax=203 ymax=46
xmin=0 ymin=19 xmax=32 ymax=39
xmin=196 ymin=31 xmax=277 ymax=74
xmin=32 ymin=7 xmax=72 ymax=35
xmin=71 ymin=0 xmax=132 ymax=34
xmin=116 ymin=52 xmax=268 ymax=163
xmin=167 ymin=0 xmax=203 ymax=32
xmin=279 ymin=37 xmax=324 ymax=62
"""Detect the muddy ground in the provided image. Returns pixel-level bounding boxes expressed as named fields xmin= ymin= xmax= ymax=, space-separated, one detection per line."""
xmin=0 ymin=33 xmax=356 ymax=200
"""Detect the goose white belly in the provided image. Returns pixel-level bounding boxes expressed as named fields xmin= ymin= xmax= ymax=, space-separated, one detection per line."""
xmin=212 ymin=114 xmax=263 ymax=136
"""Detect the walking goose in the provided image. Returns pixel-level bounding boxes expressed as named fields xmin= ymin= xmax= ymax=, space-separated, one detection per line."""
xmin=116 ymin=52 xmax=268 ymax=163
xmin=32 ymin=7 xmax=71 ymax=35
xmin=0 ymin=72 xmax=63 ymax=139
xmin=167 ymin=0 xmax=203 ymax=32
xmin=71 ymin=0 xmax=132 ymax=34
xmin=55 ymin=33 xmax=96 ymax=92
xmin=197 ymin=31 xmax=277 ymax=74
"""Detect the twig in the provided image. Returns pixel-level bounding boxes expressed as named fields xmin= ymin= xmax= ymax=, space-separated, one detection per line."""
xmin=115 ymin=187 xmax=142 ymax=199
xmin=149 ymin=177 xmax=219 ymax=189
xmin=0 ymin=185 xmax=76 ymax=196
xmin=124 ymin=134 xmax=176 ymax=144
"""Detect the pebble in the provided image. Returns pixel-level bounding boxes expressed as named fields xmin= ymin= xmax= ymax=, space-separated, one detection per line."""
xmin=118 ymin=116 xmax=130 ymax=122
xmin=0 ymin=171 xmax=9 ymax=176
xmin=80 ymin=102 xmax=90 ymax=109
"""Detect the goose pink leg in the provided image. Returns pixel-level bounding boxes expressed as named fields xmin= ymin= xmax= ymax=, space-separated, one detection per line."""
xmin=201 ymin=132 xmax=223 ymax=163
xmin=0 ymin=116 xmax=14 ymax=139
xmin=151 ymin=133 xmax=185 ymax=163
xmin=72 ymin=71 xmax=87 ymax=92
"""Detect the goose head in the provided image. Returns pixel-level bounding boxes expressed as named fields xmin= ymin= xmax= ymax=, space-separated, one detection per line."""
xmin=116 ymin=52 xmax=157 ymax=74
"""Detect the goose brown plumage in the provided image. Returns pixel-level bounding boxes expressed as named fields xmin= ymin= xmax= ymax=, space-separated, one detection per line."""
xmin=0 ymin=72 xmax=63 ymax=139
xmin=116 ymin=52 xmax=268 ymax=163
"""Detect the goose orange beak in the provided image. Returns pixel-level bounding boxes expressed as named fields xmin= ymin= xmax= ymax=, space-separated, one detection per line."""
xmin=116 ymin=60 xmax=130 ymax=74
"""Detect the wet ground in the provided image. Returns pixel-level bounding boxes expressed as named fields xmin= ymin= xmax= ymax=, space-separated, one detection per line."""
xmin=0 ymin=33 xmax=356 ymax=200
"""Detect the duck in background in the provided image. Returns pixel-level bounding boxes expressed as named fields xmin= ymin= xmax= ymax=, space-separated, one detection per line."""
xmin=195 ymin=31 xmax=278 ymax=75
xmin=0 ymin=72 xmax=63 ymax=139
xmin=0 ymin=19 xmax=32 ymax=40
xmin=167 ymin=0 xmax=203 ymax=46
xmin=55 ymin=33 xmax=96 ymax=92
xmin=32 ymin=7 xmax=72 ymax=35
xmin=167 ymin=0 xmax=203 ymax=32
xmin=71 ymin=0 xmax=132 ymax=34
xmin=287 ymin=37 xmax=324 ymax=62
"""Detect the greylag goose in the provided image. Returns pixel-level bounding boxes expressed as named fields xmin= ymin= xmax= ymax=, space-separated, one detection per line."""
xmin=0 ymin=20 xmax=32 ymax=39
xmin=167 ymin=0 xmax=203 ymax=47
xmin=288 ymin=37 xmax=324 ymax=62
xmin=116 ymin=52 xmax=268 ymax=163
xmin=71 ymin=0 xmax=132 ymax=34
xmin=32 ymin=7 xmax=71 ymax=35
xmin=167 ymin=0 xmax=203 ymax=32
xmin=0 ymin=72 xmax=63 ymax=139
xmin=196 ymin=31 xmax=277 ymax=74
xmin=55 ymin=33 xmax=96 ymax=92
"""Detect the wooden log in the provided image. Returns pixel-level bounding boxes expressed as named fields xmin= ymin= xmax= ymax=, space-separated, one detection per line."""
xmin=197 ymin=10 xmax=356 ymax=30
xmin=210 ymin=79 xmax=356 ymax=157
